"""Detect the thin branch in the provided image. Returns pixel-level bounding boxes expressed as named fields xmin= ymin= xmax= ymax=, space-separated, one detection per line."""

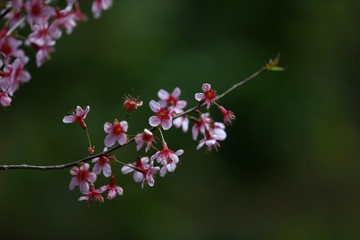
xmin=0 ymin=64 xmax=268 ymax=171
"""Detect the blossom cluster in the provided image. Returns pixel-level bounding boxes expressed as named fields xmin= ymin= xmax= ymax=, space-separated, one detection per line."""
xmin=62 ymin=83 xmax=235 ymax=204
xmin=0 ymin=0 xmax=113 ymax=107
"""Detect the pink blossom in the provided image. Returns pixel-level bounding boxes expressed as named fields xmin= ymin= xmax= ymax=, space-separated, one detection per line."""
xmin=34 ymin=44 xmax=54 ymax=67
xmin=123 ymin=95 xmax=143 ymax=113
xmin=69 ymin=163 xmax=97 ymax=194
xmin=27 ymin=22 xmax=60 ymax=47
xmin=196 ymin=131 xmax=221 ymax=151
xmin=104 ymin=120 xmax=128 ymax=147
xmin=157 ymin=87 xmax=187 ymax=112
xmin=92 ymin=155 xmax=111 ymax=177
xmin=209 ymin=122 xmax=227 ymax=141
xmin=148 ymin=100 xmax=172 ymax=130
xmin=92 ymin=0 xmax=112 ymax=19
xmin=191 ymin=113 xmax=211 ymax=140
xmin=0 ymin=32 xmax=23 ymax=62
xmin=52 ymin=8 xmax=78 ymax=35
xmin=195 ymin=83 xmax=217 ymax=109
xmin=151 ymin=142 xmax=184 ymax=177
xmin=78 ymin=184 xmax=104 ymax=204
xmin=121 ymin=157 xmax=160 ymax=188
xmin=1 ymin=58 xmax=31 ymax=96
xmin=218 ymin=105 xmax=236 ymax=125
xmin=25 ymin=0 xmax=55 ymax=26
xmin=99 ymin=176 xmax=123 ymax=200
xmin=0 ymin=91 xmax=12 ymax=107
xmin=63 ymin=106 xmax=90 ymax=129
xmin=135 ymin=128 xmax=155 ymax=152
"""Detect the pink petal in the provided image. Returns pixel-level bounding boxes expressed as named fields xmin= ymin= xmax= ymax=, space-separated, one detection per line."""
xmin=133 ymin=171 xmax=144 ymax=182
xmin=192 ymin=125 xmax=199 ymax=140
xmin=75 ymin=106 xmax=83 ymax=116
xmin=120 ymin=121 xmax=128 ymax=131
xmin=149 ymin=116 xmax=161 ymax=127
xmin=115 ymin=186 xmax=123 ymax=195
xmin=63 ymin=115 xmax=76 ymax=123
xmin=175 ymin=149 xmax=184 ymax=156
xmin=196 ymin=140 xmax=206 ymax=150
xmin=79 ymin=181 xmax=89 ymax=194
xmin=121 ymin=165 xmax=134 ymax=174
xmin=173 ymin=117 xmax=182 ymax=128
xmin=87 ymin=172 xmax=97 ymax=183
xmin=107 ymin=189 xmax=116 ymax=200
xmin=102 ymin=164 xmax=112 ymax=177
xmin=202 ymin=83 xmax=211 ymax=91
xmin=104 ymin=133 xmax=117 ymax=147
xmin=157 ymin=89 xmax=169 ymax=100
xmin=80 ymin=163 xmax=90 ymax=171
xmin=195 ymin=93 xmax=205 ymax=101
xmin=172 ymin=87 xmax=181 ymax=98
xmin=151 ymin=151 xmax=160 ymax=161
xmin=104 ymin=122 xmax=113 ymax=133
xmin=78 ymin=196 xmax=89 ymax=201
xmin=149 ymin=100 xmax=160 ymax=112
xmin=92 ymin=163 xmax=101 ymax=175
xmin=176 ymin=100 xmax=187 ymax=109
xmin=69 ymin=177 xmax=79 ymax=190
xmin=161 ymin=118 xmax=172 ymax=130
xmin=159 ymin=166 xmax=167 ymax=177
xmin=117 ymin=133 xmax=127 ymax=145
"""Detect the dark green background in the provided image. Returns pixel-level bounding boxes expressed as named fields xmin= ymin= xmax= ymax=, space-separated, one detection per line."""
xmin=1 ymin=0 xmax=359 ymax=239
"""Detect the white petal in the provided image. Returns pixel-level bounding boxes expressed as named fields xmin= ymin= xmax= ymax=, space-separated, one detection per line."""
xmin=92 ymin=163 xmax=101 ymax=175
xmin=79 ymin=181 xmax=89 ymax=194
xmin=120 ymin=121 xmax=128 ymax=131
xmin=176 ymin=100 xmax=187 ymax=109
xmin=121 ymin=165 xmax=134 ymax=174
xmin=87 ymin=172 xmax=97 ymax=182
xmin=175 ymin=149 xmax=184 ymax=156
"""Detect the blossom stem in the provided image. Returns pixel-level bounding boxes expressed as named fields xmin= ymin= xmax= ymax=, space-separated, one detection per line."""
xmin=158 ymin=128 xmax=165 ymax=143
xmin=85 ymin=126 xmax=93 ymax=149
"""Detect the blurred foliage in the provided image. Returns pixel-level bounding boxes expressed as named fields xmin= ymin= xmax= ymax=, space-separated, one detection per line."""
xmin=1 ymin=0 xmax=360 ymax=239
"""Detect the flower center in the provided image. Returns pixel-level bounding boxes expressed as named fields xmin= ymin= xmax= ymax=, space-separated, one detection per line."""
xmin=204 ymin=89 xmax=216 ymax=99
xmin=157 ymin=109 xmax=169 ymax=119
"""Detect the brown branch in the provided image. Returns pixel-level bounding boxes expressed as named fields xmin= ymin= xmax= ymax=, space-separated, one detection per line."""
xmin=0 ymin=63 xmax=269 ymax=171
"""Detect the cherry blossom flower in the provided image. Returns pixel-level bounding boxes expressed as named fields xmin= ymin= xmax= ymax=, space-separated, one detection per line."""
xmin=123 ymin=95 xmax=143 ymax=113
xmin=157 ymin=87 xmax=187 ymax=112
xmin=191 ymin=113 xmax=211 ymax=140
xmin=0 ymin=32 xmax=23 ymax=62
xmin=3 ymin=58 xmax=31 ymax=95
xmin=149 ymin=100 xmax=172 ymax=130
xmin=92 ymin=155 xmax=111 ymax=177
xmin=99 ymin=176 xmax=123 ymax=200
xmin=151 ymin=142 xmax=184 ymax=177
xmin=52 ymin=8 xmax=78 ymax=35
xmin=135 ymin=128 xmax=155 ymax=152
xmin=78 ymin=184 xmax=104 ymax=204
xmin=92 ymin=0 xmax=113 ymax=19
xmin=196 ymin=131 xmax=221 ymax=151
xmin=103 ymin=120 xmax=128 ymax=147
xmin=195 ymin=83 xmax=217 ymax=109
xmin=34 ymin=44 xmax=54 ymax=67
xmin=217 ymin=105 xmax=236 ymax=125
xmin=69 ymin=163 xmax=97 ymax=194
xmin=173 ymin=111 xmax=189 ymax=133
xmin=63 ymin=106 xmax=90 ymax=129
xmin=27 ymin=22 xmax=60 ymax=47
xmin=0 ymin=91 xmax=11 ymax=107
xmin=209 ymin=122 xmax=227 ymax=141
xmin=25 ymin=0 xmax=55 ymax=26
xmin=121 ymin=157 xmax=160 ymax=188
